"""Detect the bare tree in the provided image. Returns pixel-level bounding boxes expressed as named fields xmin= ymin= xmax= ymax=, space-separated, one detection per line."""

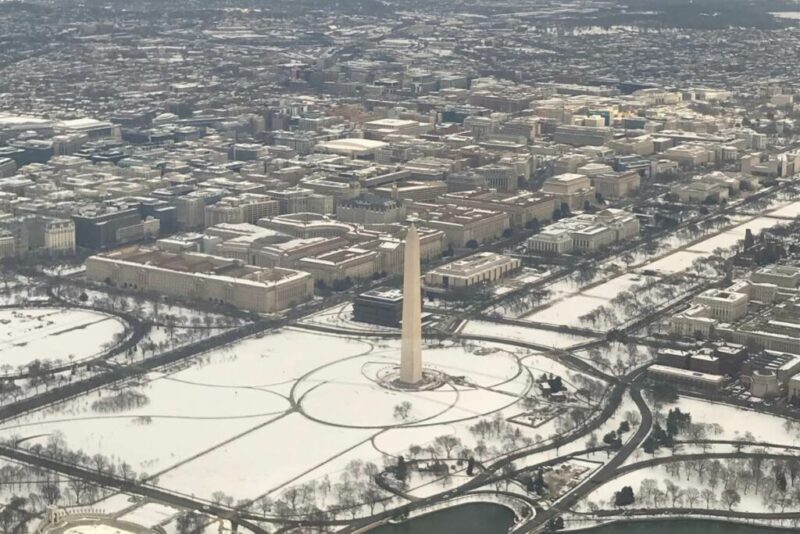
xmin=701 ymin=488 xmax=716 ymax=508
xmin=685 ymin=487 xmax=700 ymax=508
xmin=393 ymin=401 xmax=412 ymax=421
xmin=434 ymin=435 xmax=462 ymax=458
xmin=721 ymin=488 xmax=741 ymax=510
xmin=664 ymin=480 xmax=684 ymax=506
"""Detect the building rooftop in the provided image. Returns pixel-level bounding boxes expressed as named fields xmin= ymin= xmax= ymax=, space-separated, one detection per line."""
xmin=95 ymin=247 xmax=307 ymax=286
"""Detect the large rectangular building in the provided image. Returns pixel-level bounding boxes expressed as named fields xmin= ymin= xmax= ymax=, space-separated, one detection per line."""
xmin=438 ymin=190 xmax=555 ymax=229
xmin=542 ymin=173 xmax=596 ymax=212
xmin=593 ymin=171 xmax=641 ymax=199
xmin=412 ymin=203 xmax=510 ymax=248
xmin=527 ymin=209 xmax=640 ymax=255
xmin=296 ymin=247 xmax=382 ymax=285
xmin=554 ymin=125 xmax=613 ymax=146
xmin=204 ymin=194 xmax=280 ymax=227
xmin=86 ymin=247 xmax=313 ymax=314
xmin=425 ymin=252 xmax=520 ymax=291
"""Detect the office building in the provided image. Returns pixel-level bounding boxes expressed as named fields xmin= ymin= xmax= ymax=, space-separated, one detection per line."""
xmin=86 ymin=246 xmax=313 ymax=314
xmin=541 ymin=173 xmax=596 ymax=212
xmin=424 ymin=252 xmax=520 ymax=292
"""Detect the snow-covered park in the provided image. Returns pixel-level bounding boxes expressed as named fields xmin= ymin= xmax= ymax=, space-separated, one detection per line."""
xmin=0 ymin=327 xmax=608 ymax=517
xmin=0 ymin=307 xmax=128 ymax=370
xmin=584 ymin=395 xmax=800 ymax=517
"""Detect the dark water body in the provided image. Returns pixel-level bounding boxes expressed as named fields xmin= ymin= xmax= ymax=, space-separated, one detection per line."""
xmin=572 ymin=518 xmax=795 ymax=534
xmin=369 ymin=503 xmax=515 ymax=534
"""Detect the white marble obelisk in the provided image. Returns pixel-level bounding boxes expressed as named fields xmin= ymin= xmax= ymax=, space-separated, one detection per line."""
xmin=400 ymin=223 xmax=423 ymax=384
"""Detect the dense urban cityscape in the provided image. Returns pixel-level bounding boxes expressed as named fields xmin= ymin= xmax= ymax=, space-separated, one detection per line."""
xmin=2 ymin=0 xmax=800 ymax=533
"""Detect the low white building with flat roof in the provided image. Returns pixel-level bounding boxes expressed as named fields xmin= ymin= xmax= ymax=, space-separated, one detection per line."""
xmin=362 ymin=118 xmax=431 ymax=140
xmin=647 ymin=364 xmax=727 ymax=391
xmin=315 ymin=138 xmax=387 ymax=158
xmin=424 ymin=252 xmax=520 ymax=291
xmin=527 ymin=208 xmax=639 ymax=255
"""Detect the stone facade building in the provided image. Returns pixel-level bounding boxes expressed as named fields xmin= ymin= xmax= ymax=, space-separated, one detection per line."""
xmin=424 ymin=252 xmax=520 ymax=291
xmin=527 ymin=209 xmax=639 ymax=255
xmin=86 ymin=246 xmax=313 ymax=313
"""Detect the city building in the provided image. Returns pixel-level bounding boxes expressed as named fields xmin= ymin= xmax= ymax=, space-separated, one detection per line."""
xmin=73 ymin=204 xmax=160 ymax=251
xmin=204 ymin=193 xmax=280 ymax=227
xmin=374 ymin=181 xmax=448 ymax=202
xmin=694 ymin=288 xmax=750 ymax=322
xmin=260 ymin=213 xmax=353 ymax=238
xmin=337 ymin=194 xmax=407 ymax=224
xmin=553 ymin=125 xmax=613 ymax=146
xmin=541 ymin=173 xmax=596 ymax=212
xmin=647 ymin=365 xmax=727 ymax=392
xmin=438 ymin=190 xmax=555 ymax=228
xmin=86 ymin=246 xmax=313 ymax=313
xmin=297 ymin=247 xmax=382 ymax=285
xmin=353 ymin=288 xmax=403 ymax=327
xmin=527 ymin=209 xmax=640 ymax=255
xmin=424 ymin=252 xmax=520 ymax=292
xmin=592 ymin=171 xmax=641 ymax=199
xmin=362 ymin=118 xmax=431 ymax=140
xmin=751 ymin=265 xmax=800 ymax=288
xmin=411 ymin=203 xmax=510 ymax=248
xmin=36 ymin=507 xmax=153 ymax=534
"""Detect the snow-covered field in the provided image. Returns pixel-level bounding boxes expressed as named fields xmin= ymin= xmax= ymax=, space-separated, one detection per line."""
xmin=0 ymin=307 xmax=127 ymax=369
xmin=669 ymin=396 xmax=800 ymax=446
xmin=521 ymin=273 xmax=660 ymax=329
xmin=300 ymin=302 xmax=397 ymax=333
xmin=0 ymin=328 xmax=602 ymax=507
xmin=583 ymin=394 xmax=800 ymax=514
xmin=768 ymin=201 xmax=800 ymax=219
xmin=459 ymin=321 xmax=594 ymax=349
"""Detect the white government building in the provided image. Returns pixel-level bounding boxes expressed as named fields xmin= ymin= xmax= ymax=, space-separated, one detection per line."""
xmin=86 ymin=246 xmax=314 ymax=313
xmin=527 ymin=208 xmax=640 ymax=255
xmin=424 ymin=252 xmax=521 ymax=291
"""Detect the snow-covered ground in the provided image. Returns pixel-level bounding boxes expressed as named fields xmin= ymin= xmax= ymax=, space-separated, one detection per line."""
xmin=117 ymin=501 xmax=180 ymax=527
xmin=0 ymin=328 xmax=605 ymax=509
xmin=459 ymin=321 xmax=594 ymax=349
xmin=521 ymin=274 xmax=661 ymax=329
xmin=668 ymin=396 xmax=800 ymax=446
xmin=635 ymin=250 xmax=708 ymax=276
xmin=636 ymin=212 xmax=790 ymax=276
xmin=580 ymin=394 xmax=800 ymax=513
xmin=586 ymin=442 xmax=800 ymax=515
xmin=0 ymin=307 xmax=127 ymax=370
xmin=300 ymin=302 xmax=397 ymax=333
xmin=768 ymin=201 xmax=800 ymax=219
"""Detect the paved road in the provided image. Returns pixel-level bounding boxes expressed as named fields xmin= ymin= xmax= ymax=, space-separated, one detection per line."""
xmin=0 ymin=300 xmax=148 ymax=380
xmin=3 ymin=179 xmax=797 ymax=532
xmin=611 ymin=450 xmax=800 ymax=482
xmin=0 ymin=443 xmax=362 ymax=531
xmin=474 ymin=315 xmax=604 ymax=338
xmin=510 ymin=375 xmax=652 ymax=533
xmin=0 ymin=320 xmax=272 ymax=423
xmin=0 ymin=444 xmax=276 ymax=534
xmin=336 ymin=367 xmax=634 ymax=534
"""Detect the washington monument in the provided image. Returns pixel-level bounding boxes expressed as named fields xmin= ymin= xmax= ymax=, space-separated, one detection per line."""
xmin=400 ymin=223 xmax=423 ymax=384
